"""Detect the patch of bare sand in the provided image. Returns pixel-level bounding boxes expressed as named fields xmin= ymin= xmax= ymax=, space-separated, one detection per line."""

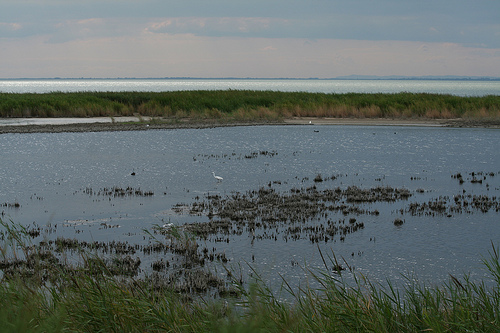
xmin=0 ymin=117 xmax=498 ymax=134
xmin=285 ymin=117 xmax=500 ymax=128
xmin=283 ymin=117 xmax=447 ymax=127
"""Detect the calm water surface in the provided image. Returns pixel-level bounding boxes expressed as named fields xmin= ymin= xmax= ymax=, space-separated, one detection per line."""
xmin=1 ymin=125 xmax=499 ymax=288
xmin=1 ymin=79 xmax=499 ymax=96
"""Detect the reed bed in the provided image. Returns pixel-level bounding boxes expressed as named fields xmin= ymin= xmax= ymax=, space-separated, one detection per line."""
xmin=2 ymin=218 xmax=500 ymax=332
xmin=1 ymin=91 xmax=499 ymax=120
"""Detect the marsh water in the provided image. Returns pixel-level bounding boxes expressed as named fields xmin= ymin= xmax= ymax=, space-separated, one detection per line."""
xmin=1 ymin=124 xmax=499 ymax=289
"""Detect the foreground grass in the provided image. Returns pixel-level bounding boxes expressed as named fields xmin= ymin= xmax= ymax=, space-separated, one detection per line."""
xmin=2 ymin=219 xmax=500 ymax=332
xmin=1 ymin=90 xmax=499 ymax=121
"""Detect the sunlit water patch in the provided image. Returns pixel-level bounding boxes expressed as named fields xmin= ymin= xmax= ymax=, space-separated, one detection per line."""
xmin=1 ymin=78 xmax=499 ymax=96
xmin=1 ymin=125 xmax=499 ymax=293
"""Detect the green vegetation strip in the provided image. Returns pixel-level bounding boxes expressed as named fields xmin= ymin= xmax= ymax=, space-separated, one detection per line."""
xmin=2 ymin=218 xmax=500 ymax=332
xmin=1 ymin=91 xmax=499 ymax=120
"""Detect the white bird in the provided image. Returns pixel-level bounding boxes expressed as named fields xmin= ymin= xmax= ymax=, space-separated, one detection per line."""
xmin=212 ymin=171 xmax=223 ymax=181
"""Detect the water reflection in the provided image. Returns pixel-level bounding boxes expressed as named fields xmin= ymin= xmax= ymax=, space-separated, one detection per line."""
xmin=1 ymin=79 xmax=499 ymax=96
xmin=1 ymin=125 xmax=499 ymax=290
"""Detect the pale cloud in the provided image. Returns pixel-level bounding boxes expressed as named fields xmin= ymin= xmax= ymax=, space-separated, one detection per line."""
xmin=148 ymin=20 xmax=173 ymax=32
xmin=1 ymin=34 xmax=499 ymax=78
xmin=46 ymin=18 xmax=146 ymax=43
xmin=1 ymin=0 xmax=499 ymax=78
xmin=418 ymin=44 xmax=429 ymax=53
xmin=262 ymin=46 xmax=277 ymax=51
xmin=0 ymin=22 xmax=22 ymax=31
xmin=146 ymin=17 xmax=285 ymax=37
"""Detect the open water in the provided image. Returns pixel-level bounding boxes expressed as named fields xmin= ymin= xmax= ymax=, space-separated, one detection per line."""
xmin=1 ymin=123 xmax=499 ymax=289
xmin=1 ymin=78 xmax=499 ymax=96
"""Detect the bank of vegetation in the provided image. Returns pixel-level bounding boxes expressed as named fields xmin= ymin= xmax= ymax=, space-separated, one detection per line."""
xmin=1 ymin=218 xmax=500 ymax=332
xmin=1 ymin=91 xmax=499 ymax=121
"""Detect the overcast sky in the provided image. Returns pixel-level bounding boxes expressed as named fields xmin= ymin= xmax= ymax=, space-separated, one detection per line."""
xmin=1 ymin=0 xmax=499 ymax=78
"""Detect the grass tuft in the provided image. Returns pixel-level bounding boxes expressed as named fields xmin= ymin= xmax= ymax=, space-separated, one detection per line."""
xmin=2 ymin=218 xmax=500 ymax=332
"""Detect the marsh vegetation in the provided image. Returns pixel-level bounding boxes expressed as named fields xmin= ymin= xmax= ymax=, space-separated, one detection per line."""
xmin=2 ymin=98 xmax=500 ymax=331
xmin=1 ymin=90 xmax=499 ymax=121
xmin=2 ymin=168 xmax=500 ymax=331
xmin=2 ymin=217 xmax=500 ymax=332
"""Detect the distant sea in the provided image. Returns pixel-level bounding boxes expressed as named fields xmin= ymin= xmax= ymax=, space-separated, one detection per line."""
xmin=0 ymin=78 xmax=499 ymax=96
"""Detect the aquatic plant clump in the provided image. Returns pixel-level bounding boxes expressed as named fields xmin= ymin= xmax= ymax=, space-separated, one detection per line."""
xmin=81 ymin=186 xmax=154 ymax=197
xmin=2 ymin=217 xmax=500 ymax=332
xmin=180 ymin=185 xmax=412 ymax=243
xmin=0 ymin=218 xmax=236 ymax=298
xmin=2 ymin=163 xmax=500 ymax=331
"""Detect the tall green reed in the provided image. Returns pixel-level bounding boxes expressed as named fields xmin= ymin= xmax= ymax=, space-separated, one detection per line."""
xmin=2 ymin=218 xmax=500 ymax=332
xmin=1 ymin=91 xmax=499 ymax=120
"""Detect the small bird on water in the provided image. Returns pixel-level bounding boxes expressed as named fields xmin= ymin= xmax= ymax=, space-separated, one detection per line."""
xmin=212 ymin=171 xmax=223 ymax=182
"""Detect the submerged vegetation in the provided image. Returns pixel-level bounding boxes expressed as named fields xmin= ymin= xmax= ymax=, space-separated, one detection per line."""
xmin=2 ymin=217 xmax=500 ymax=332
xmin=1 ymin=90 xmax=499 ymax=120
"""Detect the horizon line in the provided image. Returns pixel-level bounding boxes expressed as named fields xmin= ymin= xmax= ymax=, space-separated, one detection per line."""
xmin=1 ymin=75 xmax=500 ymax=81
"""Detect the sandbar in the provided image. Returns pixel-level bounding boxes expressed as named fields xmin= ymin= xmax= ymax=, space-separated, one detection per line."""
xmin=0 ymin=117 xmax=498 ymax=134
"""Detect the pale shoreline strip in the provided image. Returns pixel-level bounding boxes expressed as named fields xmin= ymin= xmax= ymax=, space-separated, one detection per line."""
xmin=0 ymin=117 xmax=498 ymax=134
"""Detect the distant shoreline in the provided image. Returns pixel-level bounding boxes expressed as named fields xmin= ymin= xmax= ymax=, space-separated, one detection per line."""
xmin=1 ymin=117 xmax=499 ymax=134
xmin=1 ymin=76 xmax=500 ymax=81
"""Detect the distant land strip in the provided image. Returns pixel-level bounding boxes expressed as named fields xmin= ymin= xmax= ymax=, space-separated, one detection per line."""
xmin=1 ymin=75 xmax=500 ymax=80
xmin=0 ymin=91 xmax=499 ymax=133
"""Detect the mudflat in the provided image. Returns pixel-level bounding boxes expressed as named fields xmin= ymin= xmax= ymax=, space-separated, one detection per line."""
xmin=285 ymin=117 xmax=500 ymax=128
xmin=0 ymin=117 xmax=499 ymax=134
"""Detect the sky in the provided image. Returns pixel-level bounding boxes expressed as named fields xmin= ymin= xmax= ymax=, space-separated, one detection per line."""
xmin=1 ymin=0 xmax=499 ymax=78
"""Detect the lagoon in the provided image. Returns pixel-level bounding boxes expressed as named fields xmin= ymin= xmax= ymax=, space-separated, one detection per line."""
xmin=1 ymin=124 xmax=499 ymax=289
